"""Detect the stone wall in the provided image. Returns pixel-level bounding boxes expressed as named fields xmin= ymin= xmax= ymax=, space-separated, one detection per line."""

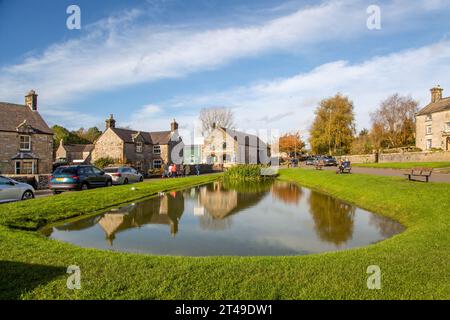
xmin=336 ymin=154 xmax=377 ymax=164
xmin=379 ymin=151 xmax=450 ymax=163
xmin=0 ymin=131 xmax=53 ymax=174
xmin=5 ymin=174 xmax=52 ymax=190
xmin=91 ymin=129 xmax=124 ymax=163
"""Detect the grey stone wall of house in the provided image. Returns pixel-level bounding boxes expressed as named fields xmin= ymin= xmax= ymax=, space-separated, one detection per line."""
xmin=0 ymin=131 xmax=53 ymax=174
xmin=91 ymin=129 xmax=124 ymax=163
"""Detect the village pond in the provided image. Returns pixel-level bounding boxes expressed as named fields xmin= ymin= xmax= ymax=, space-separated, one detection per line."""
xmin=46 ymin=180 xmax=404 ymax=256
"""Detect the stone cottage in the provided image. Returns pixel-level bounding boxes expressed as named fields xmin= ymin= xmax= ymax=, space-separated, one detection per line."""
xmin=91 ymin=115 xmax=184 ymax=173
xmin=55 ymin=140 xmax=94 ymax=164
xmin=202 ymin=124 xmax=269 ymax=165
xmin=0 ymin=90 xmax=53 ymax=174
xmin=416 ymin=85 xmax=450 ymax=151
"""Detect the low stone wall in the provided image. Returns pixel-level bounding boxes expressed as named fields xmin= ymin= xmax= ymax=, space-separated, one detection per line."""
xmin=336 ymin=154 xmax=377 ymax=164
xmin=4 ymin=174 xmax=51 ymax=190
xmin=379 ymin=151 xmax=450 ymax=163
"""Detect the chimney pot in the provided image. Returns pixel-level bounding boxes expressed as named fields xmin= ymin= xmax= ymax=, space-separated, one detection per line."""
xmin=105 ymin=114 xmax=116 ymax=129
xmin=25 ymin=90 xmax=38 ymax=111
xmin=430 ymin=85 xmax=443 ymax=103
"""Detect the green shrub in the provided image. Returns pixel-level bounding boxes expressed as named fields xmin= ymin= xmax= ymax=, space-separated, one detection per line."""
xmin=93 ymin=157 xmax=115 ymax=169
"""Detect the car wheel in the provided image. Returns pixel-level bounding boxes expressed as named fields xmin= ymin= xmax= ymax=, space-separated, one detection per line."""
xmin=22 ymin=190 xmax=34 ymax=200
xmin=139 ymin=176 xmax=144 ymax=182
xmin=81 ymin=183 xmax=89 ymax=191
xmin=106 ymin=180 xmax=112 ymax=187
xmin=123 ymin=178 xmax=129 ymax=185
xmin=53 ymin=190 xmax=62 ymax=195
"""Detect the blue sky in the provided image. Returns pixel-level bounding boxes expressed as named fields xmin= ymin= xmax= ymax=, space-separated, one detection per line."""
xmin=1 ymin=0 xmax=450 ymax=143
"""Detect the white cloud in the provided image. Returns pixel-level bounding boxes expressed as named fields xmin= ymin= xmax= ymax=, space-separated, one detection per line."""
xmin=164 ymin=41 xmax=450 ymax=140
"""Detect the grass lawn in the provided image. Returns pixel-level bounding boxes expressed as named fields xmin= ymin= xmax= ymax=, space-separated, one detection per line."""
xmin=0 ymin=169 xmax=449 ymax=299
xmin=353 ymin=162 xmax=450 ymax=169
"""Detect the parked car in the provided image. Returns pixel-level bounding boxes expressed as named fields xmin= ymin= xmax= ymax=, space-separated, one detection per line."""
xmin=0 ymin=175 xmax=35 ymax=203
xmin=322 ymin=156 xmax=338 ymax=166
xmin=50 ymin=165 xmax=113 ymax=194
xmin=305 ymin=156 xmax=316 ymax=165
xmin=103 ymin=166 xmax=144 ymax=185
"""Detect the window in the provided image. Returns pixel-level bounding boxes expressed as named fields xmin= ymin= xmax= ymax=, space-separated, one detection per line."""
xmin=426 ymin=126 xmax=432 ymax=135
xmin=222 ymin=142 xmax=227 ymax=150
xmin=136 ymin=142 xmax=143 ymax=153
xmin=426 ymin=114 xmax=432 ymax=121
xmin=153 ymin=145 xmax=161 ymax=154
xmin=446 ymin=122 xmax=450 ymax=131
xmin=19 ymin=135 xmax=31 ymax=151
xmin=0 ymin=176 xmax=11 ymax=185
xmin=426 ymin=139 xmax=432 ymax=150
xmin=153 ymin=159 xmax=162 ymax=169
xmin=15 ymin=161 xmax=34 ymax=174
xmin=92 ymin=167 xmax=103 ymax=175
xmin=135 ymin=161 xmax=143 ymax=172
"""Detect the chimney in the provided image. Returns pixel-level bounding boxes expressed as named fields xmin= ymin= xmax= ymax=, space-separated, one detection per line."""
xmin=105 ymin=114 xmax=116 ymax=129
xmin=212 ymin=122 xmax=217 ymax=129
xmin=171 ymin=118 xmax=178 ymax=132
xmin=430 ymin=85 xmax=443 ymax=103
xmin=25 ymin=90 xmax=38 ymax=111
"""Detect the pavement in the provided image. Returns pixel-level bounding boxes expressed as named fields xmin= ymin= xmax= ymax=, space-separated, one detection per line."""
xmin=300 ymin=164 xmax=450 ymax=183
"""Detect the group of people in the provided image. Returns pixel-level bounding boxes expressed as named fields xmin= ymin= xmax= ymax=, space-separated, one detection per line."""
xmin=162 ymin=163 xmax=201 ymax=178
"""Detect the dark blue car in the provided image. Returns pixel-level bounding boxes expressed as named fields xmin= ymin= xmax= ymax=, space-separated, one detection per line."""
xmin=50 ymin=165 xmax=113 ymax=194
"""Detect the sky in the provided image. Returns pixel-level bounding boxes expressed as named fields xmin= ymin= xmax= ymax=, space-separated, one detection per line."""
xmin=1 ymin=0 xmax=450 ymax=144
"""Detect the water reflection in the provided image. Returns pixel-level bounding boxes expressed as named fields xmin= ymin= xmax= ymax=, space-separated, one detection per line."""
xmin=48 ymin=180 xmax=404 ymax=256
xmin=308 ymin=191 xmax=355 ymax=246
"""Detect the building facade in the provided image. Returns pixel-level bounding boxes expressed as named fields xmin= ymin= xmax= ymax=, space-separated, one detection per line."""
xmin=416 ymin=86 xmax=450 ymax=151
xmin=55 ymin=140 xmax=94 ymax=164
xmin=91 ymin=115 xmax=184 ymax=173
xmin=202 ymin=124 xmax=269 ymax=165
xmin=0 ymin=90 xmax=53 ymax=174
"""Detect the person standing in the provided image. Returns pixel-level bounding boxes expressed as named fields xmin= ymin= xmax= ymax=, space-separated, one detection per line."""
xmin=168 ymin=164 xmax=173 ymax=178
xmin=195 ymin=164 xmax=200 ymax=176
xmin=171 ymin=163 xmax=177 ymax=178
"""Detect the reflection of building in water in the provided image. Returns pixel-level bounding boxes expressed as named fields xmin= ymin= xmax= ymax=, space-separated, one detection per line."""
xmin=271 ymin=181 xmax=303 ymax=205
xmin=196 ymin=181 xmax=267 ymax=230
xmin=369 ymin=214 xmax=405 ymax=238
xmin=308 ymin=191 xmax=355 ymax=246
xmin=97 ymin=192 xmax=184 ymax=244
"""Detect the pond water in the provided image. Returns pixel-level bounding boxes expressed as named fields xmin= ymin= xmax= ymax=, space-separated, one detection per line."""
xmin=46 ymin=180 xmax=404 ymax=256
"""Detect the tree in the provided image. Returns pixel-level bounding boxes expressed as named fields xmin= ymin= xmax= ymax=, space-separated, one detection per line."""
xmin=351 ymin=129 xmax=373 ymax=155
xmin=199 ymin=107 xmax=235 ymax=133
xmin=74 ymin=127 xmax=102 ymax=143
xmin=370 ymin=94 xmax=418 ymax=150
xmin=309 ymin=94 xmax=356 ymax=155
xmin=278 ymin=131 xmax=305 ymax=158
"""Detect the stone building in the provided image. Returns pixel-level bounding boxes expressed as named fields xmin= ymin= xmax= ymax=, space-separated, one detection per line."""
xmin=0 ymin=90 xmax=53 ymax=174
xmin=55 ymin=140 xmax=94 ymax=164
xmin=416 ymin=85 xmax=450 ymax=151
xmin=91 ymin=114 xmax=184 ymax=173
xmin=202 ymin=124 xmax=269 ymax=165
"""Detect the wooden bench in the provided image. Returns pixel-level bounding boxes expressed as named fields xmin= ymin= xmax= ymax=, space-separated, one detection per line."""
xmin=315 ymin=161 xmax=324 ymax=170
xmin=404 ymin=168 xmax=433 ymax=182
xmin=336 ymin=161 xmax=352 ymax=174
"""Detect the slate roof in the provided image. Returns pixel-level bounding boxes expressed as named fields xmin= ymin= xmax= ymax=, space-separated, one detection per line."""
xmin=110 ymin=127 xmax=174 ymax=145
xmin=0 ymin=102 xmax=53 ymax=135
xmin=219 ymin=127 xmax=267 ymax=148
xmin=63 ymin=144 xmax=94 ymax=153
xmin=416 ymin=97 xmax=450 ymax=116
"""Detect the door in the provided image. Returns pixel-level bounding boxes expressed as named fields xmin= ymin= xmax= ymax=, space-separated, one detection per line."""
xmin=0 ymin=177 xmax=17 ymax=202
xmin=91 ymin=166 xmax=106 ymax=186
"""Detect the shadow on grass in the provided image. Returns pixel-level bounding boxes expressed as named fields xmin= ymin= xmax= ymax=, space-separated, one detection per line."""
xmin=0 ymin=260 xmax=66 ymax=299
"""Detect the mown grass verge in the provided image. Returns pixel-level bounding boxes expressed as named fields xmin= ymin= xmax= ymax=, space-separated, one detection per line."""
xmin=353 ymin=162 xmax=450 ymax=169
xmin=0 ymin=169 xmax=449 ymax=299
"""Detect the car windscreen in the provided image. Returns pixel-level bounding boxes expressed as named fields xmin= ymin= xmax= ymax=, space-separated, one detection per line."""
xmin=53 ymin=167 xmax=78 ymax=175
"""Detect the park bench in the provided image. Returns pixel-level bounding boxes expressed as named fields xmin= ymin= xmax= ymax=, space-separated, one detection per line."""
xmin=404 ymin=168 xmax=433 ymax=182
xmin=336 ymin=162 xmax=351 ymax=174
xmin=315 ymin=160 xmax=324 ymax=170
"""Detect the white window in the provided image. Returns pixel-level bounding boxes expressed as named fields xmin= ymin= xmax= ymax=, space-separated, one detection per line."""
xmin=426 ymin=139 xmax=432 ymax=150
xmin=426 ymin=114 xmax=432 ymax=121
xmin=19 ymin=135 xmax=31 ymax=151
xmin=153 ymin=145 xmax=161 ymax=154
xmin=426 ymin=126 xmax=432 ymax=135
xmin=153 ymin=159 xmax=162 ymax=169
xmin=15 ymin=161 xmax=35 ymax=174
xmin=136 ymin=142 xmax=143 ymax=153
xmin=446 ymin=122 xmax=450 ymax=131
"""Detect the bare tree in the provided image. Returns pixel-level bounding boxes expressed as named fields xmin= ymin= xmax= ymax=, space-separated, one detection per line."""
xmin=370 ymin=94 xmax=418 ymax=150
xmin=199 ymin=107 xmax=235 ymax=133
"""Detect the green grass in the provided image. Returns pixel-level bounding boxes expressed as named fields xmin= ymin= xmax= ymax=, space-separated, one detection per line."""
xmin=0 ymin=169 xmax=449 ymax=299
xmin=353 ymin=162 xmax=450 ymax=169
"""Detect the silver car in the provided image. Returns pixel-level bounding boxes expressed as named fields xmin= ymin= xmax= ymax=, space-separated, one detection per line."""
xmin=0 ymin=176 xmax=35 ymax=203
xmin=104 ymin=167 xmax=144 ymax=185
